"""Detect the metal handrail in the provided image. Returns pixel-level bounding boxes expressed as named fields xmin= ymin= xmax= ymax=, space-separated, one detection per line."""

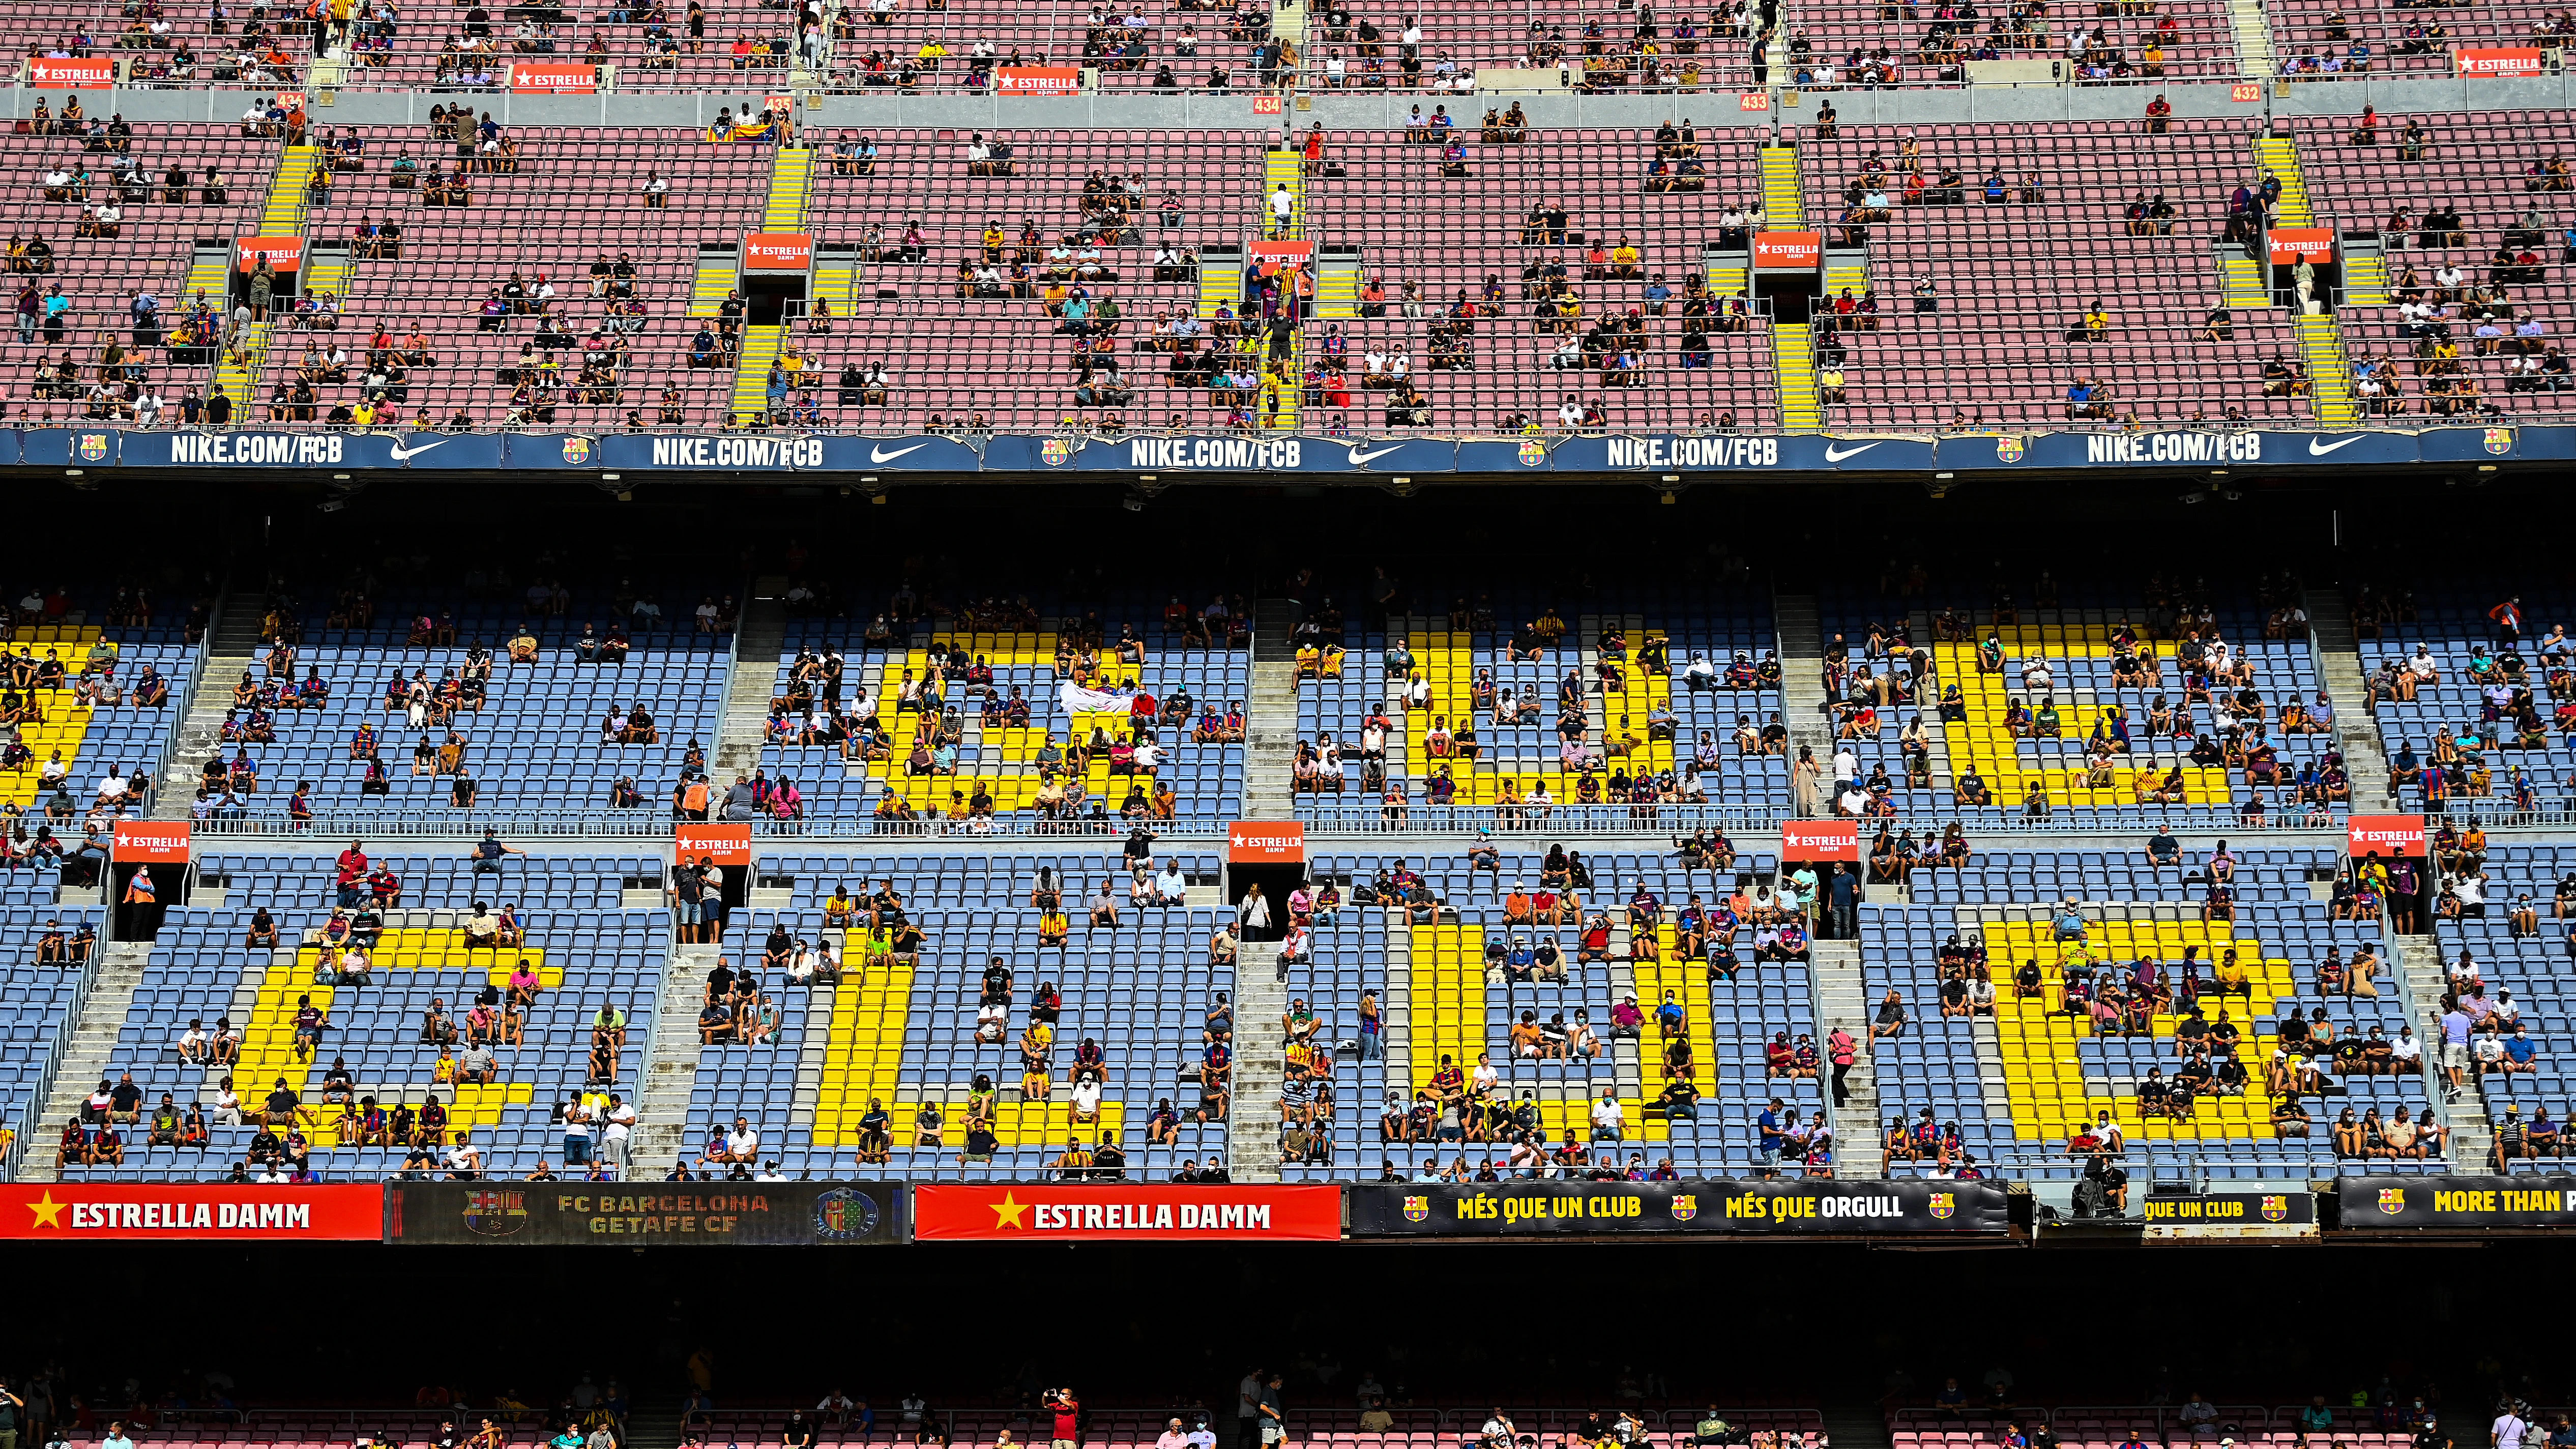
xmin=144 ymin=585 xmax=225 ymax=819
xmin=184 ymin=812 xmax=1236 ymax=839
xmin=7 ymin=926 xmax=104 ymax=1182
xmin=1299 ymin=805 xmax=2352 ymax=835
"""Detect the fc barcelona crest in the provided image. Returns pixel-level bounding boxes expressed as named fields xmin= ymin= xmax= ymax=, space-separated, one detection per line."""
xmin=1670 ymin=1194 xmax=1698 ymax=1222
xmin=1401 ymin=1195 xmax=1430 ymax=1222
xmin=1041 ymin=437 xmax=1076 ymax=467
xmin=1516 ymin=438 xmax=1548 ymax=467
xmin=2485 ymin=427 xmax=2514 ymax=456
xmin=1994 ymin=436 xmax=2024 ymax=463
xmin=1928 ymin=1192 xmax=1956 ymax=1220
xmin=560 ymin=435 xmax=594 ymax=465
xmin=2261 ymin=1195 xmax=2289 ymax=1222
xmin=76 ymin=433 xmax=109 ymax=463
xmin=2378 ymin=1187 xmax=2409 ymax=1216
xmin=463 ymin=1188 xmax=528 ymax=1237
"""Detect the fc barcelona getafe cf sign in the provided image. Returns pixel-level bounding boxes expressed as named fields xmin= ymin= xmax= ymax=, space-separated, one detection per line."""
xmin=385 ymin=1181 xmax=898 ymax=1245
xmin=1346 ymin=1181 xmax=2008 ymax=1236
xmin=2336 ymin=1176 xmax=2576 ymax=1231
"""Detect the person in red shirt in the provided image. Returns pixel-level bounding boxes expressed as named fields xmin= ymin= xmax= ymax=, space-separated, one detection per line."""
xmin=335 ymin=840 xmax=368 ymax=907
xmin=1048 ymin=1391 xmax=1081 ymax=1449
xmin=2491 ymin=596 xmax=2524 ymax=647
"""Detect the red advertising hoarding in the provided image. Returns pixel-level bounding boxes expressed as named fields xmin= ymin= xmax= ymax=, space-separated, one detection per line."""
xmin=1226 ymin=821 xmax=1306 ymax=863
xmin=912 ymin=1185 xmax=1341 ymax=1240
xmin=236 ymin=236 xmax=305 ymax=273
xmin=0 ymin=1185 xmax=382 ymax=1239
xmin=743 ymin=231 xmax=814 ymax=271
xmin=2348 ymin=814 xmax=2427 ymax=858
xmin=675 ymin=822 xmax=753 ymax=867
xmin=29 ymin=57 xmax=117 ymax=88
xmin=2457 ymin=47 xmax=2548 ymax=77
xmin=2267 ymin=226 xmax=2336 ymax=265
xmin=112 ymin=820 xmax=191 ymax=864
xmin=1752 ymin=230 xmax=1822 ymax=269
xmin=510 ymin=61 xmax=600 ymax=93
xmin=1780 ymin=820 xmax=1860 ymax=861
xmin=997 ymin=66 xmax=1084 ymax=96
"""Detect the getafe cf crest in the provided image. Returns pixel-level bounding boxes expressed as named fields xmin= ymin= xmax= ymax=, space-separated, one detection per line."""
xmin=560 ymin=435 xmax=594 ymax=464
xmin=813 ymin=1187 xmax=881 ymax=1239
xmin=1669 ymin=1194 xmax=1698 ymax=1222
xmin=1401 ymin=1195 xmax=1430 ymax=1222
xmin=1994 ymin=436 xmax=2025 ymax=463
xmin=2485 ymin=427 xmax=2514 ymax=456
xmin=1928 ymin=1192 xmax=1956 ymax=1220
xmin=1041 ymin=437 xmax=1076 ymax=467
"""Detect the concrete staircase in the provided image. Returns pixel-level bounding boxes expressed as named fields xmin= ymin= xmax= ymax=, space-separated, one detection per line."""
xmin=711 ymin=575 xmax=785 ymax=785
xmin=688 ymin=246 xmax=740 ymax=319
xmin=1758 ymin=144 xmax=1804 ymax=225
xmin=214 ymin=145 xmax=321 ymax=412
xmin=1821 ymin=1407 xmax=1895 ymax=1449
xmin=1261 ymin=148 xmax=1308 ymax=428
xmin=1244 ymin=600 xmax=1298 ymax=820
xmin=725 ymin=324 xmax=788 ymax=426
xmin=2303 ymin=586 xmax=2392 ymax=812
xmin=1809 ymin=937 xmax=1879 ymax=1175
xmin=2251 ymin=134 xmax=2360 ymax=425
xmin=630 ymin=945 xmax=716 ymax=1176
xmin=2343 ymin=239 xmax=2391 ymax=305
xmin=1771 ymin=323 xmax=1821 ymax=433
xmin=2217 ymin=249 xmax=2270 ymax=309
xmin=1773 ymin=590 xmax=1831 ymax=807
xmin=2388 ymin=932 xmax=2481 ymax=1168
xmin=154 ymin=599 xmax=264 ymax=820
xmin=2294 ymin=314 xmax=2361 ymax=425
xmin=20 ymin=943 xmax=150 ymax=1181
xmin=1228 ymin=941 xmax=1284 ymax=1181
xmin=2222 ymin=0 xmax=2275 ymax=76
xmin=623 ymin=1407 xmax=685 ymax=1449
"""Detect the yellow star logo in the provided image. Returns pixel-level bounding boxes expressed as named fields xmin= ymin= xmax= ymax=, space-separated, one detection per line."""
xmin=26 ymin=1192 xmax=64 ymax=1230
xmin=989 ymin=1192 xmax=1028 ymax=1230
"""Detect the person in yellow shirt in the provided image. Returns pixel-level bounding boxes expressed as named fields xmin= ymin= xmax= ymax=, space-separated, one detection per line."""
xmin=2213 ymin=949 xmax=2251 ymax=999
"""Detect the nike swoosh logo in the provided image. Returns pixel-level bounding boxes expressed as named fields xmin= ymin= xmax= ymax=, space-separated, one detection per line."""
xmin=2308 ymin=435 xmax=2366 ymax=456
xmin=389 ymin=438 xmax=449 ymax=462
xmin=1347 ymin=445 xmax=1405 ymax=465
xmin=1822 ymin=441 xmax=1879 ymax=463
xmin=870 ymin=442 xmax=931 ymax=464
